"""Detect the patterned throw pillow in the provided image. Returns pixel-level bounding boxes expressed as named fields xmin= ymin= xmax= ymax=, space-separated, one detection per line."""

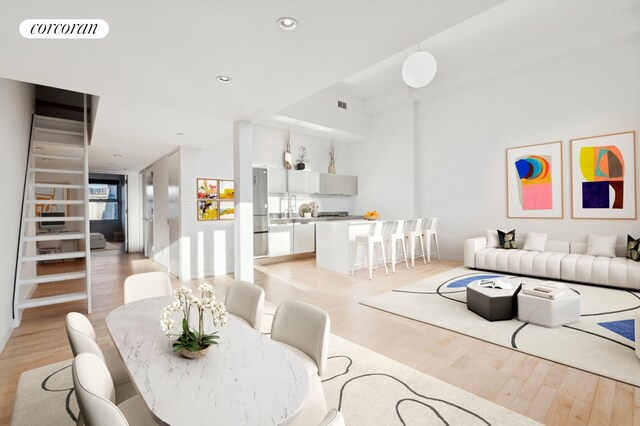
xmin=498 ymin=229 xmax=517 ymax=249
xmin=628 ymin=235 xmax=640 ymax=262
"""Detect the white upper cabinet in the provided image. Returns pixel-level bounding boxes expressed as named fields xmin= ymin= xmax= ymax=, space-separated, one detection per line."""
xmin=286 ymin=170 xmax=319 ymax=194
xmin=268 ymin=168 xmax=287 ymax=193
xmin=319 ymin=173 xmax=357 ymax=195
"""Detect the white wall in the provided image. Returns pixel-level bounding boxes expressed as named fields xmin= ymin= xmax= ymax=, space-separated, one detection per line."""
xmin=0 ymin=78 xmax=34 ymax=352
xmin=347 ymin=102 xmax=415 ymax=220
xmin=415 ymin=33 xmax=640 ymax=259
xmin=279 ymin=87 xmax=371 ymax=138
xmin=180 ymin=143 xmax=235 ymax=279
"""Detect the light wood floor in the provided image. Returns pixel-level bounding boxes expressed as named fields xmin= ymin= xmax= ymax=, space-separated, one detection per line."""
xmin=1 ymin=252 xmax=638 ymax=425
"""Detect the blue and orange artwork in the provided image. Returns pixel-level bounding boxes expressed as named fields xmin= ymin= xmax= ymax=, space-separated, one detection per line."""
xmin=579 ymin=145 xmax=624 ymax=209
xmin=514 ymin=155 xmax=552 ymax=210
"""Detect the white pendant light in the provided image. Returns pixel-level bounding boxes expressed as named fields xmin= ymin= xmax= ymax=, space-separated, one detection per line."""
xmin=402 ymin=50 xmax=437 ymax=89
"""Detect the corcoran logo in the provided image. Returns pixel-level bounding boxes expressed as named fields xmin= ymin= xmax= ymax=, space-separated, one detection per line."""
xmin=19 ymin=19 xmax=109 ymax=39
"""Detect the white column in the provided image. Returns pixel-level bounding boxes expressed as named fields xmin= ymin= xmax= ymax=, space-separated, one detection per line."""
xmin=233 ymin=121 xmax=254 ymax=282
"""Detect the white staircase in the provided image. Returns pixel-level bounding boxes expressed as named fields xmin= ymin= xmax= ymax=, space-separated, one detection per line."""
xmin=13 ymin=112 xmax=92 ymax=322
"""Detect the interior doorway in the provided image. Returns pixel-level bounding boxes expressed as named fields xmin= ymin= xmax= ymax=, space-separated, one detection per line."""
xmin=88 ymin=173 xmax=127 ymax=254
xmin=143 ymin=169 xmax=154 ymax=259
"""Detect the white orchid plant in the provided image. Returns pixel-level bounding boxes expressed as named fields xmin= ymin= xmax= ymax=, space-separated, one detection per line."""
xmin=160 ymin=283 xmax=228 ymax=353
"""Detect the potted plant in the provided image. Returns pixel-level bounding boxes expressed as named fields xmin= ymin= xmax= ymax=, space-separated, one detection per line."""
xmin=302 ymin=206 xmax=312 ymax=218
xmin=296 ymin=146 xmax=310 ymax=170
xmin=160 ymin=283 xmax=228 ymax=358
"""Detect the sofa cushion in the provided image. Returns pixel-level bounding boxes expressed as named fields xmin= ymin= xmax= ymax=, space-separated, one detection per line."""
xmin=523 ymin=232 xmax=548 ymax=252
xmin=586 ymin=234 xmax=617 ymax=258
xmin=485 ymin=229 xmax=500 ymax=248
xmin=628 ymin=235 xmax=640 ymax=261
xmin=498 ymin=229 xmax=517 ymax=249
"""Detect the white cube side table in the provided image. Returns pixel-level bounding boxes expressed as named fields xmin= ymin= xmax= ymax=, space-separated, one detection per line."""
xmin=517 ymin=289 xmax=580 ymax=328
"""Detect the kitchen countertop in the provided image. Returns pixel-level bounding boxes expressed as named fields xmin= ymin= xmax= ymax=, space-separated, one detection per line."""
xmin=269 ymin=215 xmax=364 ymax=224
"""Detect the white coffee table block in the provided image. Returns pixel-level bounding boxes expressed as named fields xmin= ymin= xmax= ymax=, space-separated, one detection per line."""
xmin=517 ymin=290 xmax=580 ymax=328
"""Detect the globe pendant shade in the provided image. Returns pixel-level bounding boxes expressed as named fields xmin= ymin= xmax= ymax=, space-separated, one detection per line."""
xmin=401 ymin=51 xmax=437 ymax=88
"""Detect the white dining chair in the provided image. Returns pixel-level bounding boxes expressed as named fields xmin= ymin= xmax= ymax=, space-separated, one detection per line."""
xmin=271 ymin=300 xmax=330 ymax=426
xmin=225 ymin=280 xmax=265 ymax=331
xmin=318 ymin=409 xmax=345 ymax=426
xmin=123 ymin=271 xmax=172 ymax=304
xmin=72 ymin=353 xmax=160 ymax=426
xmin=350 ymin=220 xmax=389 ymax=280
xmin=65 ymin=312 xmax=136 ymax=404
xmin=424 ymin=217 xmax=440 ymax=263
xmin=385 ymin=219 xmax=409 ymax=273
xmin=405 ymin=218 xmax=427 ymax=267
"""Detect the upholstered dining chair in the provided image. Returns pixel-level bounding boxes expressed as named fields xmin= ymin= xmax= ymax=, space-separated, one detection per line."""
xmin=272 ymin=300 xmax=331 ymax=426
xmin=72 ymin=353 xmax=160 ymax=426
xmin=65 ymin=312 xmax=136 ymax=404
xmin=123 ymin=271 xmax=172 ymax=304
xmin=423 ymin=217 xmax=440 ymax=263
xmin=225 ymin=280 xmax=265 ymax=331
xmin=318 ymin=409 xmax=345 ymax=426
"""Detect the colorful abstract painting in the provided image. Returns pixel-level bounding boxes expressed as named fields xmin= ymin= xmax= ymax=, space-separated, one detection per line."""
xmin=571 ymin=132 xmax=636 ymax=219
xmin=197 ymin=178 xmax=218 ymax=199
xmin=219 ymin=180 xmax=235 ymax=199
xmin=507 ymin=141 xmax=563 ymax=218
xmin=197 ymin=200 xmax=218 ymax=221
xmin=219 ymin=201 xmax=235 ymax=220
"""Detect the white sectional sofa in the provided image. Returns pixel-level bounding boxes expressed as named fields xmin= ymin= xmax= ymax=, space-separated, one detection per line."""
xmin=464 ymin=236 xmax=640 ymax=290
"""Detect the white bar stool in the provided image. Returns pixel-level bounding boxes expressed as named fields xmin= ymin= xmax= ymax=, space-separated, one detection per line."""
xmin=350 ymin=221 xmax=389 ymax=280
xmin=423 ymin=217 xmax=440 ymax=263
xmin=386 ymin=220 xmax=409 ymax=273
xmin=405 ymin=218 xmax=426 ymax=267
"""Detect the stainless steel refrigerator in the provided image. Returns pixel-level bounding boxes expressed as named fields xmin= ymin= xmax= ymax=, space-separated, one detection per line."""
xmin=253 ymin=167 xmax=269 ymax=257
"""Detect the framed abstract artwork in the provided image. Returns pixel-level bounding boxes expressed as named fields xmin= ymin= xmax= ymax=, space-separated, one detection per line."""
xmin=506 ymin=141 xmax=563 ymax=218
xmin=219 ymin=201 xmax=235 ymax=220
xmin=219 ymin=180 xmax=235 ymax=200
xmin=197 ymin=200 xmax=218 ymax=221
xmin=197 ymin=178 xmax=218 ymax=200
xmin=570 ymin=131 xmax=636 ymax=219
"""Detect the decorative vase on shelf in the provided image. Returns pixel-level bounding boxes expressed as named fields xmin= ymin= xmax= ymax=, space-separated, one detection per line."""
xmin=328 ymin=165 xmax=336 ymax=174
xmin=284 ymin=152 xmax=292 ymax=170
xmin=312 ymin=208 xmax=318 ymax=218
xmin=296 ymin=162 xmax=306 ymax=170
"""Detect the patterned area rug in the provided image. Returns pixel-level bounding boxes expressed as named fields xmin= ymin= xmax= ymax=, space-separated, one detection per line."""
xmin=360 ymin=267 xmax=640 ymax=387
xmin=12 ymin=334 xmax=537 ymax=425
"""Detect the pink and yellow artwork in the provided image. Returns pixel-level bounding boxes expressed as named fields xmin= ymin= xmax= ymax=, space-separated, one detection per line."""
xmin=514 ymin=155 xmax=552 ymax=210
xmin=579 ymin=145 xmax=624 ymax=209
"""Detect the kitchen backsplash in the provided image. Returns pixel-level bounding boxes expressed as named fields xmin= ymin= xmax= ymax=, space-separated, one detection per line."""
xmin=268 ymin=195 xmax=350 ymax=215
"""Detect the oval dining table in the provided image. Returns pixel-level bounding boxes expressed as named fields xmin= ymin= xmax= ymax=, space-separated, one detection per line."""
xmin=106 ymin=296 xmax=309 ymax=426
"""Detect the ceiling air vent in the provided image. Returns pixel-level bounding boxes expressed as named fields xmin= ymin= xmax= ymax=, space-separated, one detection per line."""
xmin=337 ymin=100 xmax=347 ymax=110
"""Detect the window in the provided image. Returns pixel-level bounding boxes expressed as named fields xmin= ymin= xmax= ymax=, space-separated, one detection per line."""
xmin=88 ymin=182 xmax=119 ymax=220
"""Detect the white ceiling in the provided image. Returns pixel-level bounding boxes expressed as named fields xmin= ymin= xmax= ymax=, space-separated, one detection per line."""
xmin=0 ymin=0 xmax=506 ymax=172
xmin=3 ymin=0 xmax=638 ymax=172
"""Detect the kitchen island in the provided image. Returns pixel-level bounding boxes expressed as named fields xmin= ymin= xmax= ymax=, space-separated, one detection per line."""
xmin=315 ymin=220 xmax=377 ymax=275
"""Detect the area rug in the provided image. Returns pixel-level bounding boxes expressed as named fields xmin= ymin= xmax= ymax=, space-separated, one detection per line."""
xmin=12 ymin=335 xmax=538 ymax=425
xmin=360 ymin=267 xmax=640 ymax=387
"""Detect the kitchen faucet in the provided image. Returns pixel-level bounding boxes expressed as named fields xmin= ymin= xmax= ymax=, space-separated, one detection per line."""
xmin=288 ymin=194 xmax=297 ymax=218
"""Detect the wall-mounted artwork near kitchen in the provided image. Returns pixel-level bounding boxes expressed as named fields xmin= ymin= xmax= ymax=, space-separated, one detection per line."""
xmin=197 ymin=178 xmax=218 ymax=199
xmin=506 ymin=141 xmax=563 ymax=218
xmin=197 ymin=200 xmax=218 ymax=221
xmin=219 ymin=201 xmax=235 ymax=220
xmin=571 ymin=131 xmax=636 ymax=219
xmin=219 ymin=180 xmax=235 ymax=199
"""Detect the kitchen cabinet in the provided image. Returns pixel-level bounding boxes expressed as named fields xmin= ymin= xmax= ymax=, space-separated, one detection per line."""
xmin=293 ymin=222 xmax=315 ymax=254
xmin=268 ymin=224 xmax=293 ymax=256
xmin=268 ymin=168 xmax=287 ymax=193
xmin=319 ymin=173 xmax=358 ymax=195
xmin=287 ymin=170 xmax=319 ymax=194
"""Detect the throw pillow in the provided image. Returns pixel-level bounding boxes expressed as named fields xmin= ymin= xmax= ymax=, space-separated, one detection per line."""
xmin=485 ymin=229 xmax=500 ymax=248
xmin=628 ymin=235 xmax=640 ymax=262
xmin=523 ymin=232 xmax=548 ymax=252
xmin=497 ymin=229 xmax=517 ymax=249
xmin=586 ymin=234 xmax=617 ymax=258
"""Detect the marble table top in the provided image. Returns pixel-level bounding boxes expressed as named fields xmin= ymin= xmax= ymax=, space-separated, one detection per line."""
xmin=106 ymin=296 xmax=309 ymax=426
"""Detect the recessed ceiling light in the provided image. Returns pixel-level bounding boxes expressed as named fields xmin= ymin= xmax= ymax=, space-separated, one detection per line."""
xmin=177 ymin=132 xmax=185 ymax=136
xmin=216 ymin=76 xmax=232 ymax=83
xmin=113 ymin=154 xmax=123 ymax=157
xmin=42 ymin=157 xmax=52 ymax=161
xmin=277 ymin=17 xmax=298 ymax=31
xmin=35 ymin=147 xmax=45 ymax=151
